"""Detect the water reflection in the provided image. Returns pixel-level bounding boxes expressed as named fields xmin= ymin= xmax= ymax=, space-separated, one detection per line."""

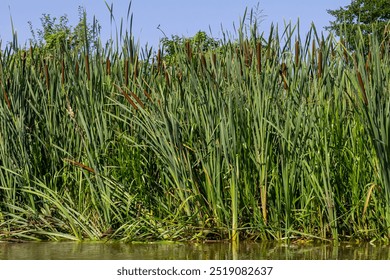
xmin=0 ymin=241 xmax=389 ymax=260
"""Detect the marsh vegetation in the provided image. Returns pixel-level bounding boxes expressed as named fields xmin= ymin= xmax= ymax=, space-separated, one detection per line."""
xmin=0 ymin=9 xmax=389 ymax=243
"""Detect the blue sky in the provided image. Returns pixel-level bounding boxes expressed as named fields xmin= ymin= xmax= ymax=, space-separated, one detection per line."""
xmin=0 ymin=0 xmax=351 ymax=48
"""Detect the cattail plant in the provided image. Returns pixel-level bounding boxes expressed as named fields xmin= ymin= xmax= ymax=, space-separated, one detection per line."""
xmin=0 ymin=9 xmax=389 ymax=243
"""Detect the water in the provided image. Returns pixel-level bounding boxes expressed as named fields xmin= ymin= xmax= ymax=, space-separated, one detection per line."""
xmin=0 ymin=241 xmax=389 ymax=260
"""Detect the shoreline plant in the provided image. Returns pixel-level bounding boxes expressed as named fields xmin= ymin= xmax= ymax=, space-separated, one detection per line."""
xmin=0 ymin=7 xmax=389 ymax=243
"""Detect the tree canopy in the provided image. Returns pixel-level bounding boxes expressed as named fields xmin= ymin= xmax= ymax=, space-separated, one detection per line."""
xmin=326 ymin=0 xmax=390 ymax=49
xmin=160 ymin=31 xmax=220 ymax=64
xmin=28 ymin=7 xmax=100 ymax=54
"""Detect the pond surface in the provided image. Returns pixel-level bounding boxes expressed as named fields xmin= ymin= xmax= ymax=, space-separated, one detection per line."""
xmin=0 ymin=241 xmax=389 ymax=260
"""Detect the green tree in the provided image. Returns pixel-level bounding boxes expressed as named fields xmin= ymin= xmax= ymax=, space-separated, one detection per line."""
xmin=160 ymin=31 xmax=219 ymax=64
xmin=326 ymin=0 xmax=390 ymax=50
xmin=29 ymin=7 xmax=100 ymax=54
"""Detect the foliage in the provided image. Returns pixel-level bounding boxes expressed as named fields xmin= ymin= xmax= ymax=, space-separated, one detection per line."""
xmin=326 ymin=0 xmax=390 ymax=50
xmin=28 ymin=7 xmax=101 ymax=54
xmin=160 ymin=31 xmax=219 ymax=64
xmin=1 ymin=11 xmax=390 ymax=243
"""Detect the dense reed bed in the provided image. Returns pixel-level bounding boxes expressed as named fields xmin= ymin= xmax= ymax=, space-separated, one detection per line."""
xmin=0 ymin=16 xmax=389 ymax=242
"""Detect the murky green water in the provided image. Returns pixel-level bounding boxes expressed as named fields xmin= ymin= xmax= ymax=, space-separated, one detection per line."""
xmin=1 ymin=241 xmax=389 ymax=260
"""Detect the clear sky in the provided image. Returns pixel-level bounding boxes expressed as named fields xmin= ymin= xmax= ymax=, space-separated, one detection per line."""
xmin=0 ymin=0 xmax=351 ymax=49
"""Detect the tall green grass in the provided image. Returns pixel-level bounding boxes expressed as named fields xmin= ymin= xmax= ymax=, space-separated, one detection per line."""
xmin=0 ymin=10 xmax=389 ymax=242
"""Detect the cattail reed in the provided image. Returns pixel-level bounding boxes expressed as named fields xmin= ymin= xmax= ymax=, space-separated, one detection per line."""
xmin=200 ymin=53 xmax=207 ymax=71
xmin=164 ymin=69 xmax=170 ymax=86
xmin=212 ymin=52 xmax=217 ymax=67
xmin=4 ymin=78 xmax=11 ymax=109
xmin=21 ymin=51 xmax=26 ymax=76
xmin=124 ymin=59 xmax=129 ymax=87
xmin=106 ymin=57 xmax=111 ymax=76
xmin=61 ymin=59 xmax=65 ymax=85
xmin=260 ymin=185 xmax=267 ymax=225
xmin=243 ymin=41 xmax=251 ymax=67
xmin=3 ymin=90 xmax=11 ymax=109
xmin=318 ymin=48 xmax=323 ymax=78
xmin=266 ymin=45 xmax=271 ymax=60
xmin=295 ymin=40 xmax=300 ymax=67
xmin=64 ymin=158 xmax=95 ymax=174
xmin=311 ymin=40 xmax=316 ymax=64
xmin=129 ymin=90 xmax=144 ymax=109
xmin=157 ymin=49 xmax=162 ymax=72
xmin=85 ymin=54 xmax=90 ymax=81
xmin=365 ymin=51 xmax=371 ymax=74
xmin=115 ymin=84 xmax=138 ymax=110
xmin=280 ymin=62 xmax=288 ymax=89
xmin=330 ymin=41 xmax=335 ymax=59
xmin=75 ymin=61 xmax=79 ymax=77
xmin=133 ymin=57 xmax=139 ymax=80
xmin=185 ymin=40 xmax=192 ymax=60
xmin=357 ymin=70 xmax=368 ymax=106
xmin=143 ymin=90 xmax=153 ymax=103
xmin=341 ymin=39 xmax=348 ymax=64
xmin=44 ymin=59 xmax=50 ymax=90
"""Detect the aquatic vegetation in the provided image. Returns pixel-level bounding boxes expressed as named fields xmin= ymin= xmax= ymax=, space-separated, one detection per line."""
xmin=0 ymin=9 xmax=389 ymax=242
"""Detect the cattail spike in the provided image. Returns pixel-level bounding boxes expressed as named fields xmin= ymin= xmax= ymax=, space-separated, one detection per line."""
xmin=124 ymin=59 xmax=129 ymax=87
xmin=64 ymin=158 xmax=95 ymax=174
xmin=106 ymin=57 xmax=111 ymax=76
xmin=75 ymin=61 xmax=79 ymax=78
xmin=295 ymin=40 xmax=300 ymax=66
xmin=115 ymin=84 xmax=138 ymax=110
xmin=85 ymin=54 xmax=90 ymax=81
xmin=185 ymin=40 xmax=192 ymax=60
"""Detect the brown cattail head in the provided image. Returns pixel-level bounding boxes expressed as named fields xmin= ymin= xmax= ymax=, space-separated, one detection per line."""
xmin=280 ymin=63 xmax=288 ymax=90
xmin=185 ymin=40 xmax=192 ymax=60
xmin=243 ymin=41 xmax=251 ymax=67
xmin=134 ymin=57 xmax=139 ymax=80
xmin=85 ymin=54 xmax=90 ymax=81
xmin=21 ymin=51 xmax=26 ymax=75
xmin=129 ymin=90 xmax=145 ymax=109
xmin=143 ymin=90 xmax=153 ymax=102
xmin=295 ymin=40 xmax=300 ymax=67
xmin=75 ymin=61 xmax=79 ymax=78
xmin=124 ymin=59 xmax=129 ymax=87
xmin=311 ymin=40 xmax=316 ymax=64
xmin=115 ymin=84 xmax=138 ymax=110
xmin=157 ymin=49 xmax=162 ymax=72
xmin=64 ymin=158 xmax=95 ymax=174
